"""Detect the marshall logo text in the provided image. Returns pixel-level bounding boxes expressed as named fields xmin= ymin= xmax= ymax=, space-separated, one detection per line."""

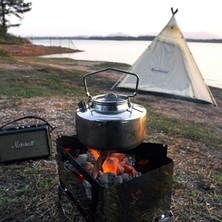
xmin=12 ymin=140 xmax=35 ymax=149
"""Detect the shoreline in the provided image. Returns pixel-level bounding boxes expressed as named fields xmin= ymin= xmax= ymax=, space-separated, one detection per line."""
xmin=0 ymin=42 xmax=82 ymax=56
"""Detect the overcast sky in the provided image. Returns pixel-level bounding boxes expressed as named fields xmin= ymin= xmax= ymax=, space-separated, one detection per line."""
xmin=9 ymin=0 xmax=222 ymax=38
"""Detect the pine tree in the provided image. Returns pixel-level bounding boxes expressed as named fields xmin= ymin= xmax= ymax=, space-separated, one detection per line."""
xmin=0 ymin=0 xmax=32 ymax=38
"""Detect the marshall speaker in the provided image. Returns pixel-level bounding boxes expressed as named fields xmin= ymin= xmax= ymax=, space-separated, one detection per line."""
xmin=0 ymin=116 xmax=56 ymax=163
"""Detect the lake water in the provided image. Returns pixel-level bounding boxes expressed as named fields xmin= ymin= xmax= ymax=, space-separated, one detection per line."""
xmin=32 ymin=39 xmax=222 ymax=88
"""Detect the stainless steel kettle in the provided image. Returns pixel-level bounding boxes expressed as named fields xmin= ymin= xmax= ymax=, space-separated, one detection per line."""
xmin=76 ymin=68 xmax=147 ymax=151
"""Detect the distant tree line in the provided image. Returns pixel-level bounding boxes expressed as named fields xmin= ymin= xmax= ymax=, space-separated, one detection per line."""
xmin=32 ymin=35 xmax=222 ymax=43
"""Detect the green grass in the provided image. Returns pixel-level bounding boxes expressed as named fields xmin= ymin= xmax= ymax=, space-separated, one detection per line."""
xmin=0 ymin=68 xmax=85 ymax=98
xmin=212 ymin=174 xmax=222 ymax=184
xmin=172 ymin=176 xmax=182 ymax=188
xmin=147 ymin=108 xmax=222 ymax=147
xmin=0 ymin=197 xmax=8 ymax=210
xmin=0 ymin=59 xmax=129 ymax=98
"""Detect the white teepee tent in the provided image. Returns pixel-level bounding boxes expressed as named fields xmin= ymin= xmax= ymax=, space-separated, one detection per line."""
xmin=115 ymin=8 xmax=217 ymax=105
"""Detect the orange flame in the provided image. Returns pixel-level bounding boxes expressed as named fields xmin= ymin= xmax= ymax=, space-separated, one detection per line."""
xmin=88 ymin=148 xmax=137 ymax=176
xmin=102 ymin=157 xmax=119 ymax=174
xmin=88 ymin=148 xmax=100 ymax=160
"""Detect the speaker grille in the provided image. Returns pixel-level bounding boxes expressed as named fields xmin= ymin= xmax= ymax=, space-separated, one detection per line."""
xmin=0 ymin=125 xmax=51 ymax=162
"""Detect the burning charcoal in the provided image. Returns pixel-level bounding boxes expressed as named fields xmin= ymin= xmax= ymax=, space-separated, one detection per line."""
xmin=86 ymin=150 xmax=97 ymax=163
xmin=132 ymin=171 xmax=142 ymax=178
xmin=102 ymin=157 xmax=119 ymax=174
xmin=87 ymin=148 xmax=100 ymax=162
xmin=120 ymin=162 xmax=137 ymax=175
xmin=121 ymin=173 xmax=134 ymax=182
xmin=123 ymin=155 xmax=136 ymax=166
xmin=76 ymin=154 xmax=88 ymax=165
xmin=82 ymin=161 xmax=94 ymax=175
xmin=120 ymin=171 xmax=142 ymax=181
xmin=110 ymin=153 xmax=126 ymax=162
xmin=82 ymin=179 xmax=92 ymax=200
xmin=117 ymin=164 xmax=125 ymax=175
xmin=97 ymin=172 xmax=123 ymax=187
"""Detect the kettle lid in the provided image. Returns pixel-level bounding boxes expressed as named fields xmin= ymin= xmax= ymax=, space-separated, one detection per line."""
xmin=91 ymin=93 xmax=130 ymax=114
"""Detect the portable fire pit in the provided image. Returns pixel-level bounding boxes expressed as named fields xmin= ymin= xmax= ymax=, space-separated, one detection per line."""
xmin=57 ymin=135 xmax=173 ymax=222
xmin=56 ymin=68 xmax=174 ymax=221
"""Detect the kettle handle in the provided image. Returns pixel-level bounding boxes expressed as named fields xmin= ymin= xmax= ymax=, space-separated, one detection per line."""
xmin=83 ymin=67 xmax=139 ymax=99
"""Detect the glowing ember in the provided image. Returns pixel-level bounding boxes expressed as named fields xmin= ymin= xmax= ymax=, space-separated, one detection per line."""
xmin=102 ymin=157 xmax=119 ymax=174
xmin=88 ymin=148 xmax=100 ymax=160
xmin=88 ymin=148 xmax=138 ymax=176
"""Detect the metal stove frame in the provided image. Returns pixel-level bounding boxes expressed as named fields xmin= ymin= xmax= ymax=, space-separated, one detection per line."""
xmin=56 ymin=135 xmax=174 ymax=222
